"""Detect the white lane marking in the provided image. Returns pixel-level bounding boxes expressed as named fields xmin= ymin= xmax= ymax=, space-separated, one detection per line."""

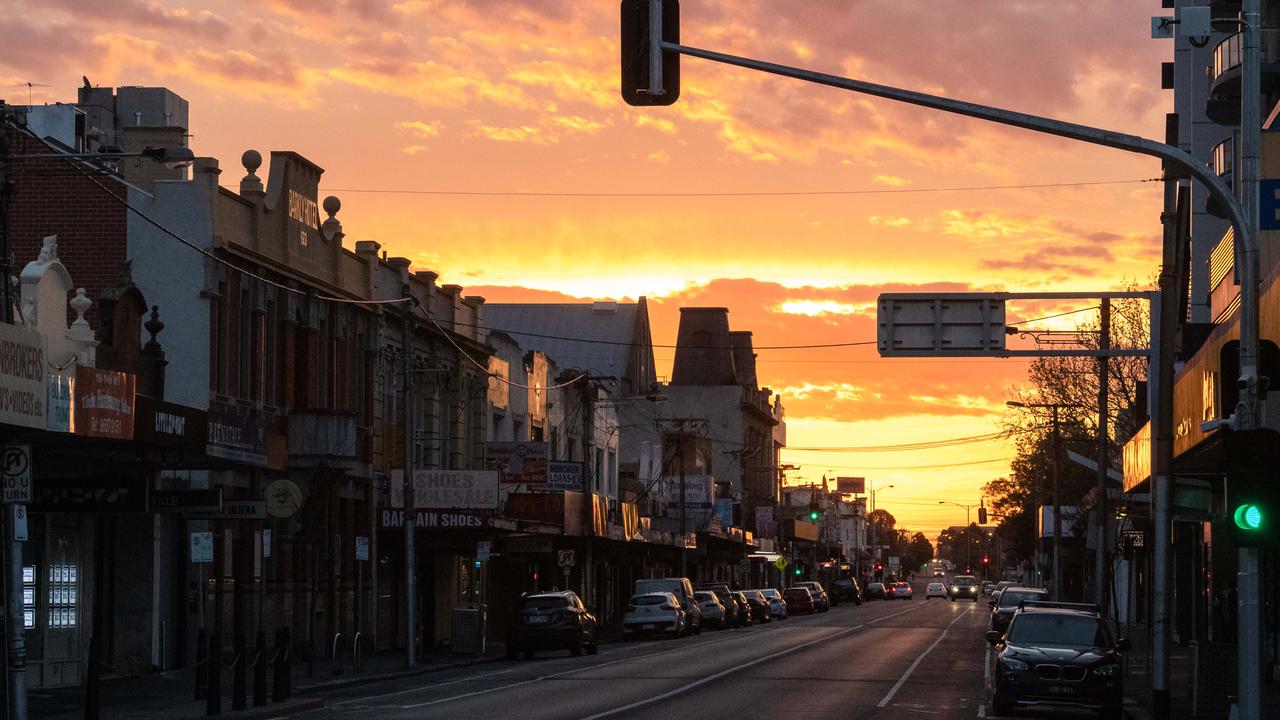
xmin=977 ymin=700 xmax=987 ymax=718
xmin=876 ymin=604 xmax=973 ymax=708
xmin=394 ymin=610 xmax=825 ymax=711
xmin=983 ymin=640 xmax=991 ymax=691
xmin=576 ymin=604 xmax=927 ymax=720
xmin=331 ymin=666 xmax=521 ymax=706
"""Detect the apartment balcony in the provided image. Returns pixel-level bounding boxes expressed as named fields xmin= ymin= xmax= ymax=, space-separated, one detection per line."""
xmin=1208 ymin=228 xmax=1240 ymax=324
xmin=1205 ymin=29 xmax=1280 ymax=124
xmin=288 ymin=411 xmax=359 ymax=470
xmin=1206 ymin=135 xmax=1235 ymax=219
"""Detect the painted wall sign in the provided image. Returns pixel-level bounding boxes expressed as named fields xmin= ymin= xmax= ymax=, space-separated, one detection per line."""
xmin=207 ymin=402 xmax=267 ymax=466
xmin=487 ymin=441 xmax=549 ymax=484
xmin=134 ymin=396 xmax=207 ymax=450
xmin=0 ymin=323 xmax=46 ymax=430
xmin=379 ymin=509 xmax=490 ymax=529
xmin=390 ymin=470 xmax=499 ymax=510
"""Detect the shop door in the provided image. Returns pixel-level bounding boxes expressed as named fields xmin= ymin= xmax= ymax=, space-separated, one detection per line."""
xmin=33 ymin=518 xmax=85 ymax=688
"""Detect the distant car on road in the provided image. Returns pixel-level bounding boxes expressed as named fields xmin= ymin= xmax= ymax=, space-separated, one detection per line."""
xmin=988 ymin=602 xmax=1128 ymax=719
xmin=981 ymin=580 xmax=997 ymax=596
xmin=949 ymin=575 xmax=980 ymax=602
xmin=506 ymin=591 xmax=600 ymax=659
xmin=739 ymin=589 xmax=772 ymax=623
xmin=889 ymin=581 xmax=913 ymax=600
xmin=925 ymin=582 xmax=947 ymax=599
xmin=635 ymin=578 xmax=701 ymax=633
xmin=695 ymin=582 xmax=744 ymax=628
xmin=783 ymin=586 xmax=816 ymax=615
xmin=864 ymin=582 xmax=888 ymax=601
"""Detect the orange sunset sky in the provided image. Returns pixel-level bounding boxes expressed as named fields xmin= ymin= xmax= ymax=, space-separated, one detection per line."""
xmin=2 ymin=1 xmax=1170 ymax=537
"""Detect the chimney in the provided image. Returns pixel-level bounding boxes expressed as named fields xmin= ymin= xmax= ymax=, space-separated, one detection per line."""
xmin=671 ymin=307 xmax=737 ymax=385
xmin=730 ymin=331 xmax=757 ymax=387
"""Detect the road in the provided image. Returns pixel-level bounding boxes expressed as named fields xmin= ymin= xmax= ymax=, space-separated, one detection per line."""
xmin=303 ymin=583 xmax=998 ymax=720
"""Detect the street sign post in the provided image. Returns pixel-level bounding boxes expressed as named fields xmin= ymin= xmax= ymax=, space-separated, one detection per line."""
xmin=557 ymin=550 xmax=575 ymax=568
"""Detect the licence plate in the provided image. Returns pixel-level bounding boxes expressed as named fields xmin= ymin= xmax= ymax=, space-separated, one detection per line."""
xmin=1047 ymin=685 xmax=1076 ymax=695
xmin=527 ymin=615 xmax=550 ymax=624
xmin=642 ymin=623 xmax=655 ymax=630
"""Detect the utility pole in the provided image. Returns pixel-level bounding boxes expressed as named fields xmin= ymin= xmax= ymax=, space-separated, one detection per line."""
xmin=580 ymin=379 xmax=594 ymax=601
xmin=1095 ymin=299 xmax=1110 ymax=613
xmin=401 ymin=296 xmax=416 ymax=668
xmin=1051 ymin=405 xmax=1061 ymax=600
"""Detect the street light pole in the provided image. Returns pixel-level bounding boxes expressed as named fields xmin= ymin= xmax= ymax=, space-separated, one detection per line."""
xmin=938 ymin=501 xmax=973 ymax=571
xmin=869 ymin=483 xmax=894 ymax=571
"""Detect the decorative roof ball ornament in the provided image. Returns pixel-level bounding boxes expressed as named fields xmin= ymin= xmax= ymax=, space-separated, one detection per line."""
xmin=240 ymin=149 xmax=264 ymax=195
xmin=321 ymin=195 xmax=344 ymax=243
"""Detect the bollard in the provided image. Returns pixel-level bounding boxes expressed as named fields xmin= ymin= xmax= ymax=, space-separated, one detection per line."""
xmin=232 ymin=631 xmax=246 ymax=711
xmin=253 ymin=630 xmax=267 ymax=706
xmin=85 ymin=633 xmax=101 ymax=720
xmin=282 ymin=626 xmax=292 ymax=699
xmin=272 ymin=627 xmax=291 ymax=702
xmin=206 ymin=635 xmax=221 ymax=717
xmin=194 ymin=628 xmax=207 ymax=700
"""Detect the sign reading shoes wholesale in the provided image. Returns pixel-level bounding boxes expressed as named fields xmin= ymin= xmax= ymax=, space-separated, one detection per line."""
xmin=73 ymin=366 xmax=136 ymax=439
xmin=0 ymin=324 xmax=46 ymax=429
xmin=390 ymin=470 xmax=500 ymax=510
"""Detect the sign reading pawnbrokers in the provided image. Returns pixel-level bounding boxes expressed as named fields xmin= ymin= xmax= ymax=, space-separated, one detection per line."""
xmin=74 ymin=366 xmax=135 ymax=439
xmin=390 ymin=470 xmax=499 ymax=510
xmin=0 ymin=324 xmax=46 ymax=429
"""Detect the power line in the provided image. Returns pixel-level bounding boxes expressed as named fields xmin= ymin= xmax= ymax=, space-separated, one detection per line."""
xmin=1009 ymin=305 xmax=1101 ymax=326
xmin=456 ymin=316 xmax=876 ymax=350
xmin=785 ymin=430 xmax=1019 ymax=453
xmin=806 ymin=457 xmax=1014 ymax=471
xmin=321 ymin=178 xmax=1158 ymax=199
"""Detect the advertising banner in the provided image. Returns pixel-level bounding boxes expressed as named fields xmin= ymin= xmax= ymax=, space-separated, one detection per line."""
xmin=547 ymin=461 xmax=583 ymax=492
xmin=0 ymin=324 xmax=45 ymax=430
xmin=74 ymin=366 xmax=135 ymax=439
xmin=486 ymin=441 xmax=549 ymax=484
xmin=390 ymin=469 xmax=499 ymax=509
xmin=836 ymin=476 xmax=865 ymax=494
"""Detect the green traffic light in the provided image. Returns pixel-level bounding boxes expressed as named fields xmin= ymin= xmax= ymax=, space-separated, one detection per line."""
xmin=1234 ymin=503 xmax=1264 ymax=531
xmin=809 ymin=511 xmax=819 ymax=521
xmin=794 ymin=567 xmax=802 ymax=575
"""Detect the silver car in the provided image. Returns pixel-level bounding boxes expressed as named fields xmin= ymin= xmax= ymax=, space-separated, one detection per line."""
xmin=694 ymin=590 xmax=727 ymax=629
xmin=623 ymin=592 xmax=688 ymax=637
xmin=758 ymin=588 xmax=789 ymax=619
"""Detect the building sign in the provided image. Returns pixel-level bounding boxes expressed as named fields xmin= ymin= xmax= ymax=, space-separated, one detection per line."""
xmin=663 ymin=474 xmax=716 ymax=527
xmin=288 ymin=188 xmax=319 ymax=248
xmin=1122 ymin=421 xmax=1151 ymax=493
xmin=487 ymin=441 xmax=549 ymax=484
xmin=836 ymin=476 xmax=865 ymax=494
xmin=134 ymin=396 xmax=207 ymax=450
xmin=755 ymin=506 xmax=777 ymax=538
xmin=547 ymin=461 xmax=583 ymax=492
xmin=505 ymin=492 xmax=567 ymax=525
xmin=47 ymin=372 xmax=72 ymax=433
xmin=379 ymin=509 xmax=489 ymax=529
xmin=73 ymin=366 xmax=135 ymax=439
xmin=151 ymin=489 xmax=221 ymax=513
xmin=207 ymin=402 xmax=267 ymax=466
xmin=265 ymin=478 xmax=303 ymax=518
xmin=0 ymin=323 xmax=46 ymax=430
xmin=31 ymin=475 xmax=146 ymax=513
xmin=528 ymin=352 xmax=548 ymax=425
xmin=389 ymin=470 xmax=499 ymax=510
xmin=487 ymin=357 xmax=510 ymax=409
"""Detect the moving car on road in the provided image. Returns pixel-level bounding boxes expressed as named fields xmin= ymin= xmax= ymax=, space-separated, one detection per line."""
xmin=623 ymin=592 xmax=690 ymax=638
xmin=830 ymin=577 xmax=863 ymax=605
xmin=506 ymin=591 xmax=600 ymax=659
xmin=783 ymin=586 xmax=816 ymax=615
xmin=864 ymin=582 xmax=888 ymax=601
xmin=989 ymin=586 xmax=1050 ymax=636
xmin=949 ymin=575 xmax=980 ymax=602
xmin=988 ymin=602 xmax=1128 ymax=719
xmin=925 ymin=582 xmax=947 ymax=599
xmin=759 ymin=588 xmax=788 ymax=619
xmin=889 ymin=581 xmax=913 ymax=600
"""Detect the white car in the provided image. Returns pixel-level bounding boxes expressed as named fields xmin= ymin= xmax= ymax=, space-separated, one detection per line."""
xmin=926 ymin=582 xmax=947 ymax=598
xmin=623 ymin=592 xmax=688 ymax=637
xmin=758 ymin=588 xmax=789 ymax=619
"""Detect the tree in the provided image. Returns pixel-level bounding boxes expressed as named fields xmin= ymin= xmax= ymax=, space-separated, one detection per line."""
xmin=905 ymin=532 xmax=934 ymax=569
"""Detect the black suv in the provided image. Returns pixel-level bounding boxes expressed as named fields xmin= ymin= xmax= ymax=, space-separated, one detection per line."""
xmin=987 ymin=602 xmax=1128 ymax=719
xmin=830 ymin=577 xmax=863 ymax=605
xmin=505 ymin=591 xmax=599 ymax=659
xmin=948 ymin=575 xmax=980 ymax=601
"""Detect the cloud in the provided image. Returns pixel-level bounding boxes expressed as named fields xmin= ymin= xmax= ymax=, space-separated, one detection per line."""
xmin=874 ymin=174 xmax=908 ymax=187
xmin=396 ymin=120 xmax=443 ymax=138
xmin=43 ymin=0 xmax=232 ymax=39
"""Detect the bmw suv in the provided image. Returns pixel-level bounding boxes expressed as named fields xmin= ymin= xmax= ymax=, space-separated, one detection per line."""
xmin=987 ymin=602 xmax=1129 ymax=719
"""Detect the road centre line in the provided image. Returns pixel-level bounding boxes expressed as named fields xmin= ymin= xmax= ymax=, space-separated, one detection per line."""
xmin=877 ymin=605 xmax=974 ymax=708
xmin=576 ymin=604 xmax=927 ymax=720
xmin=385 ymin=598 xmax=859 ymax=710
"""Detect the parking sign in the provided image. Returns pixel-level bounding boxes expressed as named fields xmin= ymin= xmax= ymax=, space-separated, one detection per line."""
xmin=2 ymin=445 xmax=32 ymax=504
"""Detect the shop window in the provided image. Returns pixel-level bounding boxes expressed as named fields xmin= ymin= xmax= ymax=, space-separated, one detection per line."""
xmin=47 ymin=564 xmax=78 ymax=629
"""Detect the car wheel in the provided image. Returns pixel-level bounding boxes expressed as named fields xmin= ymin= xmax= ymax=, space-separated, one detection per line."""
xmin=587 ymin=640 xmax=599 ymax=656
xmin=570 ymin=640 xmax=584 ymax=657
xmin=694 ymin=622 xmax=703 ymax=635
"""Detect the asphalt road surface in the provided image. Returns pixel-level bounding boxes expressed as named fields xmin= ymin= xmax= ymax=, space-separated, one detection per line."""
xmin=303 ymin=582 xmax=1005 ymax=720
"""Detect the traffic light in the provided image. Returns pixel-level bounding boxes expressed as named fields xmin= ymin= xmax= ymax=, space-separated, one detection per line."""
xmin=794 ymin=566 xmax=803 ymax=576
xmin=978 ymin=506 xmax=988 ymax=524
xmin=1225 ymin=429 xmax=1280 ymax=547
xmin=982 ymin=555 xmax=990 ymax=565
xmin=808 ymin=508 xmax=820 ymax=522
xmin=620 ymin=0 xmax=680 ymax=106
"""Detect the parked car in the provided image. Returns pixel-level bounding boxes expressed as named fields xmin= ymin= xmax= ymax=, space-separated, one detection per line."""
xmin=990 ymin=580 xmax=1017 ymax=605
xmin=981 ymin=580 xmax=997 ymax=596
xmin=739 ymin=589 xmax=772 ymax=623
xmin=694 ymin=590 xmax=727 ymax=629
xmin=695 ymin=582 xmax=744 ymax=628
xmin=889 ymin=581 xmax=913 ymax=600
xmin=796 ymin=581 xmax=830 ymax=612
xmin=988 ymin=602 xmax=1127 ymax=718
xmin=830 ymin=577 xmax=863 ymax=605
xmin=732 ymin=591 xmax=756 ymax=626
xmin=506 ymin=591 xmax=599 ymax=659
xmin=989 ymin=586 xmax=1051 ymax=636
xmin=782 ymin=586 xmax=816 ymax=615
xmin=949 ymin=574 xmax=980 ymax=602
xmin=759 ymin=588 xmax=788 ymax=619
xmin=622 ymin=592 xmax=689 ymax=638
xmin=925 ymin=582 xmax=947 ymax=599
xmin=636 ymin=578 xmax=702 ymax=633
xmin=864 ymin=582 xmax=888 ymax=601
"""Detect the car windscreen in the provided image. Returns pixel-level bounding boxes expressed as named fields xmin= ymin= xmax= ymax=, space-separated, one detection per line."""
xmin=1007 ymin=614 xmax=1109 ymax=647
xmin=519 ymin=597 xmax=567 ymax=610
xmin=632 ymin=595 xmax=668 ymax=606
xmin=998 ymin=590 xmax=1047 ymax=607
xmin=952 ymin=577 xmax=977 ymax=585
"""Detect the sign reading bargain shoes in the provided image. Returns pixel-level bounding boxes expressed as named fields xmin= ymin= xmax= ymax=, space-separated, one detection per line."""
xmin=390 ymin=470 xmax=499 ymax=510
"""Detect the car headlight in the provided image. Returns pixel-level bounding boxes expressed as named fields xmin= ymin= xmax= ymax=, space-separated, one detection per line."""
xmin=1093 ymin=663 xmax=1120 ymax=677
xmin=1002 ymin=657 xmax=1030 ymax=672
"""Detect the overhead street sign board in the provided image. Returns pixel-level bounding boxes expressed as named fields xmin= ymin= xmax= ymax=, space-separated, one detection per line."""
xmin=877 ymin=294 xmax=1006 ymax=357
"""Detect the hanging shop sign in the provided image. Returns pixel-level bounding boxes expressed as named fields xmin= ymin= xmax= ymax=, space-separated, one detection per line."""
xmin=0 ymin=324 xmax=46 ymax=430
xmin=486 ymin=441 xmax=549 ymax=485
xmin=390 ymin=470 xmax=499 ymax=510
xmin=265 ymin=478 xmax=303 ymax=518
xmin=379 ymin=509 xmax=490 ymax=529
xmin=134 ymin=396 xmax=207 ymax=451
xmin=547 ymin=461 xmax=584 ymax=492
xmin=46 ymin=372 xmax=72 ymax=433
xmin=73 ymin=366 xmax=135 ymax=439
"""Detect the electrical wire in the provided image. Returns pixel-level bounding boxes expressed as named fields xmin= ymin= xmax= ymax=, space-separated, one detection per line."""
xmin=785 ymin=430 xmax=1021 ymax=453
xmin=457 ymin=316 xmax=876 ymax=350
xmin=321 ymin=178 xmax=1159 ymax=199
xmin=1009 ymin=305 xmax=1101 ymax=326
xmin=806 ymin=457 xmax=1014 ymax=471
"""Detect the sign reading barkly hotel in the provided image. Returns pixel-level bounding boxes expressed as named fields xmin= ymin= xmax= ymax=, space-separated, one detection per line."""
xmin=0 ymin=324 xmax=46 ymax=429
